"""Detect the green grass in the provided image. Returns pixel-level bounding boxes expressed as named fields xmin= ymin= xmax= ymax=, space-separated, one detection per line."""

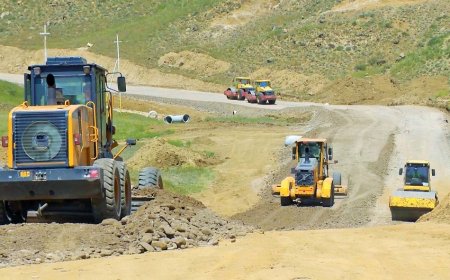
xmin=168 ymin=139 xmax=192 ymax=148
xmin=391 ymin=32 xmax=450 ymax=79
xmin=162 ymin=166 xmax=215 ymax=195
xmin=434 ymin=89 xmax=450 ymax=99
xmin=0 ymin=80 xmax=23 ymax=106
xmin=203 ymin=150 xmax=215 ymax=158
xmin=351 ymin=65 xmax=386 ymax=78
xmin=113 ymin=111 xmax=173 ymax=140
xmin=0 ymin=81 xmax=23 ymax=136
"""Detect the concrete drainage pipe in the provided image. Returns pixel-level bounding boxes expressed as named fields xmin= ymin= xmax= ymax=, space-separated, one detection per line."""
xmin=164 ymin=114 xmax=190 ymax=124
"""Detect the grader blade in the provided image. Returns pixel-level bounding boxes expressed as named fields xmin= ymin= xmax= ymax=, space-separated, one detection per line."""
xmin=334 ymin=185 xmax=348 ymax=196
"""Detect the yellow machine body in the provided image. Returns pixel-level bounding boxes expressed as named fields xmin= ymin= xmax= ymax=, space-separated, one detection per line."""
xmin=389 ymin=160 xmax=439 ymax=221
xmin=275 ymin=138 xmax=346 ymax=207
xmin=234 ymin=77 xmax=253 ymax=90
xmin=7 ymin=103 xmax=96 ymax=169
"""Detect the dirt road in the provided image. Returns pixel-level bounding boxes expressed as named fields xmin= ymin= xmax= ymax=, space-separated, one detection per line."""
xmin=1 ymin=72 xmax=449 ymax=227
xmin=0 ymin=73 xmax=449 ymax=278
xmin=3 ymin=222 xmax=450 ymax=280
xmin=235 ymin=104 xmax=450 ymax=230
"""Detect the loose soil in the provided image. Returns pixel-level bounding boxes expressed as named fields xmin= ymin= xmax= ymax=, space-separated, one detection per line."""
xmin=3 ymin=222 xmax=450 ymax=279
xmin=0 ymin=189 xmax=253 ymax=268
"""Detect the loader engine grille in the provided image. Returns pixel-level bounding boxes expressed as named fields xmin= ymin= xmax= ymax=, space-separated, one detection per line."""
xmin=295 ymin=170 xmax=314 ymax=186
xmin=13 ymin=111 xmax=68 ymax=167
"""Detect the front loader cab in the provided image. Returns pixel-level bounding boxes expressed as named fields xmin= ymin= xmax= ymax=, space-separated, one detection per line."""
xmin=24 ymin=57 xmax=126 ymax=159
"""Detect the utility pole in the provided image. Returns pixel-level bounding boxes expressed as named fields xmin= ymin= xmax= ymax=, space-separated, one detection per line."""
xmin=113 ymin=34 xmax=123 ymax=109
xmin=39 ymin=24 xmax=50 ymax=63
xmin=114 ymin=34 xmax=122 ymax=72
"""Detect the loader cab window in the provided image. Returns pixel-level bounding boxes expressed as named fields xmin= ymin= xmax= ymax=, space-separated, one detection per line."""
xmin=405 ymin=166 xmax=429 ymax=186
xmin=34 ymin=75 xmax=92 ymax=105
xmin=299 ymin=143 xmax=321 ymax=159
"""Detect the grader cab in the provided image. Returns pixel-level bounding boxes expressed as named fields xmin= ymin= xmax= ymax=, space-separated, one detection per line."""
xmin=0 ymin=57 xmax=161 ymax=224
xmin=272 ymin=137 xmax=347 ymax=207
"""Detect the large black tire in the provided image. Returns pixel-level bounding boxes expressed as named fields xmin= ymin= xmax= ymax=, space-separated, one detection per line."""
xmin=257 ymin=95 xmax=266 ymax=104
xmin=4 ymin=201 xmax=26 ymax=223
xmin=332 ymin=172 xmax=342 ymax=186
xmin=280 ymin=196 xmax=292 ymax=206
xmin=322 ymin=184 xmax=335 ymax=207
xmin=91 ymin=158 xmax=122 ymax=223
xmin=237 ymin=89 xmax=243 ymax=100
xmin=0 ymin=201 xmax=9 ymax=225
xmin=268 ymin=100 xmax=276 ymax=105
xmin=117 ymin=162 xmax=132 ymax=218
xmin=138 ymin=167 xmax=163 ymax=189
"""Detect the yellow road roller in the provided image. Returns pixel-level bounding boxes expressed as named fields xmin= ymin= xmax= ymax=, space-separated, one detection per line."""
xmin=389 ymin=160 xmax=439 ymax=221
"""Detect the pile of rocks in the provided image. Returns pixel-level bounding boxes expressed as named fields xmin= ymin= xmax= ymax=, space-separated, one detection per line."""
xmin=0 ymin=189 xmax=254 ymax=268
xmin=121 ymin=189 xmax=253 ymax=253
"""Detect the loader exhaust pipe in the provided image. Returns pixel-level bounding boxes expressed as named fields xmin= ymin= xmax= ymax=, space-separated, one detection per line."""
xmin=164 ymin=114 xmax=190 ymax=124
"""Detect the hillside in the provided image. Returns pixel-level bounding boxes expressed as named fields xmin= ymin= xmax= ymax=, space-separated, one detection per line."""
xmin=0 ymin=0 xmax=448 ymax=105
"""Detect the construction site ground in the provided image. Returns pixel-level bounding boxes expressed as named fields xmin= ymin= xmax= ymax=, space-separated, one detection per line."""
xmin=0 ymin=75 xmax=449 ymax=278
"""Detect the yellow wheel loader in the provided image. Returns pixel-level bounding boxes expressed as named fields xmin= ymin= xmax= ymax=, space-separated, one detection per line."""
xmin=0 ymin=57 xmax=162 ymax=224
xmin=389 ymin=160 xmax=438 ymax=221
xmin=272 ymin=137 xmax=347 ymax=207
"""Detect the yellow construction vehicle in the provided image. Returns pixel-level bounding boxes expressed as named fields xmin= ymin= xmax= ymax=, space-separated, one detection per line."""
xmin=272 ymin=137 xmax=347 ymax=207
xmin=0 ymin=57 xmax=162 ymax=224
xmin=389 ymin=160 xmax=439 ymax=221
xmin=224 ymin=77 xmax=254 ymax=100
xmin=248 ymin=79 xmax=277 ymax=104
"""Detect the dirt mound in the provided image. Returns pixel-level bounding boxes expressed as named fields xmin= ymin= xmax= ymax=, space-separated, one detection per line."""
xmin=317 ymin=75 xmax=449 ymax=105
xmin=0 ymin=189 xmax=253 ymax=268
xmin=127 ymin=138 xmax=220 ymax=171
xmin=158 ymin=51 xmax=230 ymax=76
xmin=332 ymin=0 xmax=428 ymax=12
xmin=418 ymin=193 xmax=450 ymax=224
xmin=210 ymin=0 xmax=278 ymax=30
xmin=0 ymin=45 xmax=223 ymax=92
xmin=251 ymin=68 xmax=328 ymax=98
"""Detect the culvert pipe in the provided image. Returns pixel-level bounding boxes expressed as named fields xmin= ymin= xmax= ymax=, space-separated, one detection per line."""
xmin=164 ymin=114 xmax=190 ymax=124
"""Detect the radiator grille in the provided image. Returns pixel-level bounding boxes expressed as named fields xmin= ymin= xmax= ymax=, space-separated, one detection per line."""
xmin=13 ymin=111 xmax=68 ymax=167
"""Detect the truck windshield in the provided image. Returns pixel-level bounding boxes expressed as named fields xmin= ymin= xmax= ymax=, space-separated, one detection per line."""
xmin=259 ymin=81 xmax=268 ymax=87
xmin=34 ymin=75 xmax=91 ymax=105
xmin=405 ymin=166 xmax=429 ymax=186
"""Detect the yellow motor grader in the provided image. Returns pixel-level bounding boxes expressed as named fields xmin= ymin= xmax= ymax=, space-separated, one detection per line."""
xmin=0 ymin=57 xmax=162 ymax=224
xmin=389 ymin=160 xmax=439 ymax=221
xmin=272 ymin=137 xmax=347 ymax=207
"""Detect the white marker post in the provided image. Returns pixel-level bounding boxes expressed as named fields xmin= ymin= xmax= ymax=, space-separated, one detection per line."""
xmin=114 ymin=34 xmax=123 ymax=109
xmin=39 ymin=24 xmax=50 ymax=63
